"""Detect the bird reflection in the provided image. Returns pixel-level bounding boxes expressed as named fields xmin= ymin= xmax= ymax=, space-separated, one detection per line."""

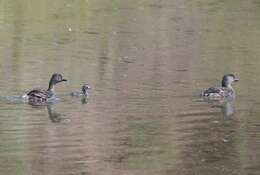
xmin=47 ymin=103 xmax=64 ymax=122
xmin=81 ymin=97 xmax=88 ymax=104
xmin=28 ymin=101 xmax=64 ymax=122
xmin=221 ymin=101 xmax=234 ymax=118
xmin=205 ymin=98 xmax=235 ymax=118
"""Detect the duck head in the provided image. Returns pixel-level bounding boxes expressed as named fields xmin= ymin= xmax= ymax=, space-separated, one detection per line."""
xmin=222 ymin=74 xmax=239 ymax=88
xmin=82 ymin=84 xmax=91 ymax=95
xmin=48 ymin=73 xmax=67 ymax=91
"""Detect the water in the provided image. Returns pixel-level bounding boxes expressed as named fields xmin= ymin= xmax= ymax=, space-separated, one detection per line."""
xmin=0 ymin=0 xmax=260 ymax=174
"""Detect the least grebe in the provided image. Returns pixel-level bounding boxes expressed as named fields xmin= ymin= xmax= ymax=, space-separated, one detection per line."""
xmin=200 ymin=74 xmax=239 ymax=99
xmin=25 ymin=73 xmax=67 ymax=104
xmin=70 ymin=84 xmax=91 ymax=97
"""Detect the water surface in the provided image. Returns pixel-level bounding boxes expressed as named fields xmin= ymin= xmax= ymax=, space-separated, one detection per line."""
xmin=0 ymin=0 xmax=260 ymax=175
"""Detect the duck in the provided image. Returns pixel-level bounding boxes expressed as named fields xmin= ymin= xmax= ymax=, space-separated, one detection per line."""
xmin=24 ymin=73 xmax=67 ymax=104
xmin=70 ymin=84 xmax=91 ymax=98
xmin=200 ymin=74 xmax=239 ymax=99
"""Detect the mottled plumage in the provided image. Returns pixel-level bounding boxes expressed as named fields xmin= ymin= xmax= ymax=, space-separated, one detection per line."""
xmin=26 ymin=73 xmax=67 ymax=104
xmin=201 ymin=87 xmax=234 ymax=98
xmin=201 ymin=74 xmax=239 ymax=100
xmin=28 ymin=89 xmax=49 ymax=103
xmin=70 ymin=84 xmax=91 ymax=97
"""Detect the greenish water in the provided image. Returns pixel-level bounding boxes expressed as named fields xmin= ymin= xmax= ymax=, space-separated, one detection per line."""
xmin=0 ymin=0 xmax=259 ymax=175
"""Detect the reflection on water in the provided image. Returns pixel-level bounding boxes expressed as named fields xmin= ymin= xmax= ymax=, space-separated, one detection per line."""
xmin=81 ymin=97 xmax=88 ymax=104
xmin=0 ymin=0 xmax=260 ymax=175
xmin=202 ymin=98 xmax=235 ymax=118
xmin=220 ymin=101 xmax=235 ymax=118
xmin=46 ymin=103 xmax=63 ymax=123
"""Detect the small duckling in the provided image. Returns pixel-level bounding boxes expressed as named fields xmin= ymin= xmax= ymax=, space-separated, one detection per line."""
xmin=24 ymin=73 xmax=67 ymax=104
xmin=201 ymin=74 xmax=239 ymax=99
xmin=70 ymin=84 xmax=91 ymax=98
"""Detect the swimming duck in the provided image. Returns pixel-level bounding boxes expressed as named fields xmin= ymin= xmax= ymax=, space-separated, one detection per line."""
xmin=200 ymin=74 xmax=239 ymax=99
xmin=25 ymin=73 xmax=67 ymax=104
xmin=70 ymin=84 xmax=91 ymax=98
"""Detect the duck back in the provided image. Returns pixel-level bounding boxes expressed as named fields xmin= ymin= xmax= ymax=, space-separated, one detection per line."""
xmin=27 ymin=89 xmax=48 ymax=103
xmin=201 ymin=87 xmax=234 ymax=99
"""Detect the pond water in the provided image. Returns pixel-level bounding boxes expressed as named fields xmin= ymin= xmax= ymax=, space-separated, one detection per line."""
xmin=0 ymin=0 xmax=260 ymax=175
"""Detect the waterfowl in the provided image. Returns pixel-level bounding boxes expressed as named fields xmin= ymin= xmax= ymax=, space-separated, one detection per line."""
xmin=200 ymin=74 xmax=239 ymax=99
xmin=25 ymin=73 xmax=67 ymax=104
xmin=70 ymin=84 xmax=91 ymax=98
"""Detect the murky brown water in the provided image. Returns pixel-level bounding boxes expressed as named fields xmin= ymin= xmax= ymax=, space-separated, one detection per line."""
xmin=0 ymin=0 xmax=260 ymax=175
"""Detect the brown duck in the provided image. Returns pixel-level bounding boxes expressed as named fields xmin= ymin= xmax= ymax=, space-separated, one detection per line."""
xmin=25 ymin=73 xmax=67 ymax=104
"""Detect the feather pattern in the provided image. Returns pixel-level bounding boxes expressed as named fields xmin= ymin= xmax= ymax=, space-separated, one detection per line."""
xmin=27 ymin=89 xmax=48 ymax=103
xmin=201 ymin=87 xmax=234 ymax=99
xmin=25 ymin=73 xmax=67 ymax=105
xmin=200 ymin=74 xmax=238 ymax=100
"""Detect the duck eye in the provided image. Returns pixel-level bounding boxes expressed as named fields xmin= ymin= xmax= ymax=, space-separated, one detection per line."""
xmin=57 ymin=76 xmax=61 ymax=81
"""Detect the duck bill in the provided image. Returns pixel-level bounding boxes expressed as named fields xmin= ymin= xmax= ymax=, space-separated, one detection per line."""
xmin=234 ymin=78 xmax=239 ymax=82
xmin=62 ymin=79 xmax=67 ymax=82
